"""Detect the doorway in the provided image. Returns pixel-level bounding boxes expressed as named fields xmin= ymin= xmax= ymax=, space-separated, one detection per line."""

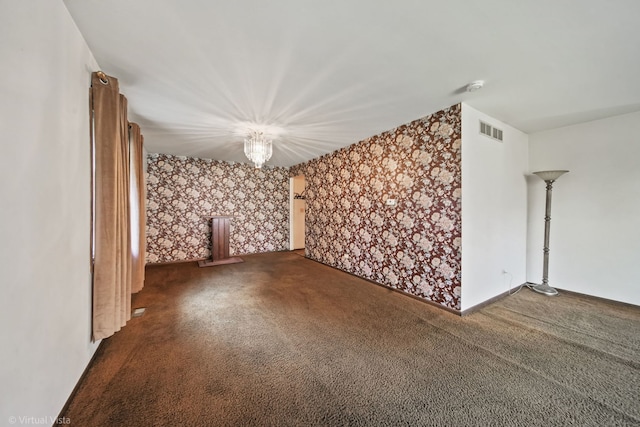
xmin=290 ymin=175 xmax=306 ymax=250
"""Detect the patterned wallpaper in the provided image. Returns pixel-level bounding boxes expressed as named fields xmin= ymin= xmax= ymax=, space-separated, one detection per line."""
xmin=146 ymin=154 xmax=289 ymax=263
xmin=145 ymin=104 xmax=461 ymax=309
xmin=290 ymin=104 xmax=462 ymax=310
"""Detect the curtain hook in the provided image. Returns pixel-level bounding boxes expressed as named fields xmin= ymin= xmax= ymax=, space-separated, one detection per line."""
xmin=96 ymin=71 xmax=109 ymax=85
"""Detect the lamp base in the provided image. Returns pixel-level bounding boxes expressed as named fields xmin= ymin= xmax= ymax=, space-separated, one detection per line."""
xmin=530 ymin=283 xmax=559 ymax=296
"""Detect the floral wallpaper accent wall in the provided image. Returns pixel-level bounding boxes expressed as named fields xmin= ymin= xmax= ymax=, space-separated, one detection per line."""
xmin=146 ymin=154 xmax=289 ymax=263
xmin=290 ymin=104 xmax=462 ymax=310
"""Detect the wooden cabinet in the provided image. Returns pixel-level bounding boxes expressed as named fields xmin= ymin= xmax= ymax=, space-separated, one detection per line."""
xmin=198 ymin=216 xmax=243 ymax=267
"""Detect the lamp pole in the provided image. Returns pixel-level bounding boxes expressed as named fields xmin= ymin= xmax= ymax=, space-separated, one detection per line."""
xmin=531 ymin=170 xmax=568 ymax=296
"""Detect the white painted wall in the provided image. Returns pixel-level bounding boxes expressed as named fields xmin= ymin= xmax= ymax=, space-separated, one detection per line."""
xmin=0 ymin=1 xmax=100 ymax=421
xmin=461 ymin=104 xmax=529 ymax=311
xmin=528 ymin=112 xmax=640 ymax=306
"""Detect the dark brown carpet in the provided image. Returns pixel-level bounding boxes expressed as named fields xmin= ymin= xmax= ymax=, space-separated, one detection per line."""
xmin=63 ymin=251 xmax=640 ymax=426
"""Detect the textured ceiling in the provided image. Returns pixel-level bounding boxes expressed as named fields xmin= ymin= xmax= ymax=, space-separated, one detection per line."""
xmin=64 ymin=0 xmax=640 ymax=167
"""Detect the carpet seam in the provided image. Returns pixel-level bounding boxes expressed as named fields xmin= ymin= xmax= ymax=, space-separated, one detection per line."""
xmin=481 ymin=308 xmax=640 ymax=369
xmin=488 ymin=305 xmax=640 ymax=352
xmin=408 ymin=309 xmax=640 ymax=424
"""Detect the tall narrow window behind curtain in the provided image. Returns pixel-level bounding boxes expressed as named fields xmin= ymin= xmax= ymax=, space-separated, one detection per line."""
xmin=91 ymin=72 xmax=132 ymax=340
xmin=129 ymin=122 xmax=146 ymax=293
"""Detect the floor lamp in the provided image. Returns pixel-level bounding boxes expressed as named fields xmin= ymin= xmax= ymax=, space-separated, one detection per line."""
xmin=530 ymin=170 xmax=569 ymax=296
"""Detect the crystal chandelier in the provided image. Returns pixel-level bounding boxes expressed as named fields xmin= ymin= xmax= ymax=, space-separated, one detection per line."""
xmin=244 ymin=130 xmax=272 ymax=168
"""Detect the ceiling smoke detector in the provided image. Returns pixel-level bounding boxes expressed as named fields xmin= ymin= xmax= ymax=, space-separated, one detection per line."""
xmin=466 ymin=80 xmax=485 ymax=92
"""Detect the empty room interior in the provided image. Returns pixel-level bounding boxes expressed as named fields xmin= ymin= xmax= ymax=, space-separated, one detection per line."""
xmin=1 ymin=1 xmax=639 ymax=425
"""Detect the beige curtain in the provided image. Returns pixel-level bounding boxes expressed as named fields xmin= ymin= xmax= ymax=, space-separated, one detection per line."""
xmin=91 ymin=72 xmax=132 ymax=340
xmin=129 ymin=122 xmax=146 ymax=293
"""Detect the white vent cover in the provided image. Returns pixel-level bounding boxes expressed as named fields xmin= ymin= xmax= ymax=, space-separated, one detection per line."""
xmin=479 ymin=120 xmax=503 ymax=142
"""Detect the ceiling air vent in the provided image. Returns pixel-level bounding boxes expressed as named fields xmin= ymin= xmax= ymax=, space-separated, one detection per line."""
xmin=479 ymin=120 xmax=503 ymax=142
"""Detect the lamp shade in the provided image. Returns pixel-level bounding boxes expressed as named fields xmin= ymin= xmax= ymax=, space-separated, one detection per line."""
xmin=533 ymin=170 xmax=569 ymax=182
